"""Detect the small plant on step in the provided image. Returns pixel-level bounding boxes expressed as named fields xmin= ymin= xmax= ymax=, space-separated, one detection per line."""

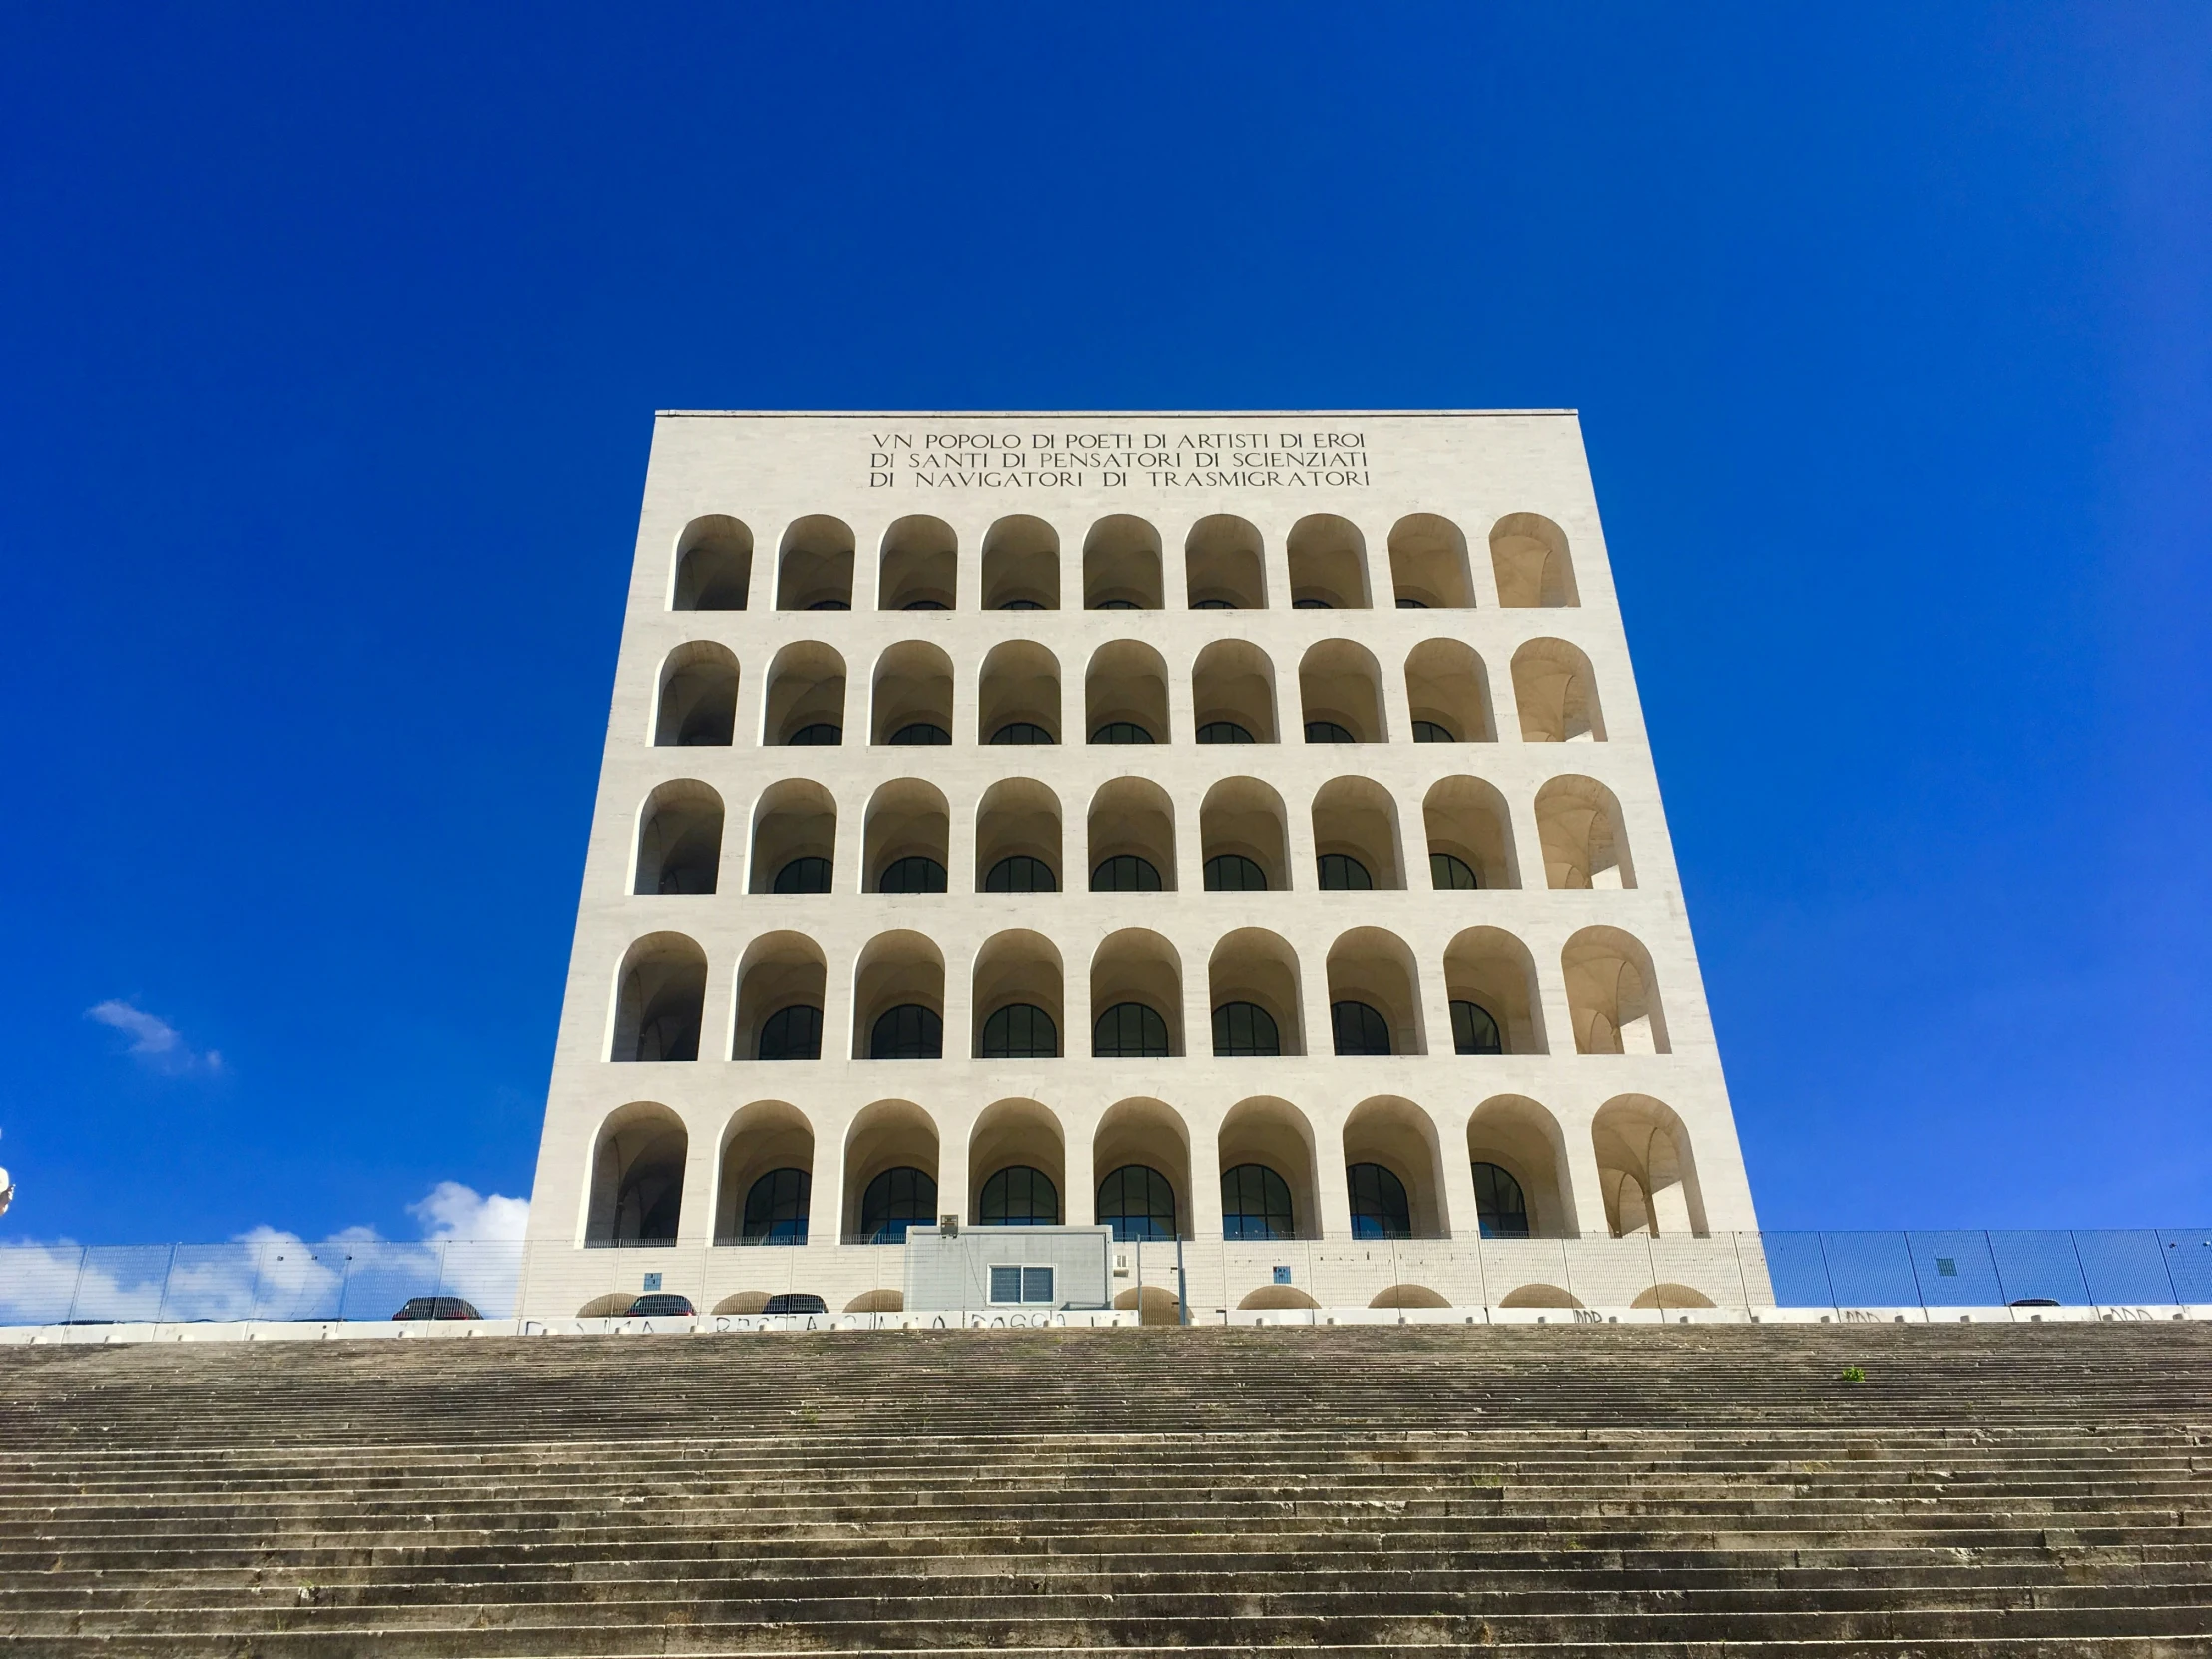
xmin=1839 ymin=1364 xmax=1866 ymax=1383
xmin=798 ymin=1404 xmax=821 ymax=1426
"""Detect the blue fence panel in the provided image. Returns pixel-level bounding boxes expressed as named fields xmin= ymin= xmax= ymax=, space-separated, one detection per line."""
xmin=1760 ymin=1233 xmax=1835 ymax=1307
xmin=64 ymin=1245 xmax=175 ymax=1323
xmin=1906 ymin=1231 xmax=2003 ymax=1305
xmin=1985 ymin=1230 xmax=2091 ymax=1306
xmin=2157 ymin=1229 xmax=2212 ymax=1303
xmin=2064 ymin=1231 xmax=2174 ymax=1307
xmin=0 ymin=1243 xmax=86 ymax=1325
xmin=1820 ymin=1232 xmax=1923 ymax=1307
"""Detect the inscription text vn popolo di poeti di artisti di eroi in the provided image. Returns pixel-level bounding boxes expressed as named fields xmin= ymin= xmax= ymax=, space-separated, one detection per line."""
xmin=868 ymin=427 xmax=1374 ymax=490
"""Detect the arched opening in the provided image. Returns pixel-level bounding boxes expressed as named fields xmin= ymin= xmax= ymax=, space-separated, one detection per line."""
xmin=1593 ymin=1095 xmax=1706 ymax=1237
xmin=1095 ymin=1097 xmax=1192 ymax=1241
xmin=1443 ymin=926 xmax=1546 ymax=1054
xmin=762 ymin=642 xmax=846 ymax=746
xmin=1091 ymin=929 xmax=1182 ymax=1057
xmin=1083 ymin=514 xmax=1163 ymax=610
xmin=776 ymin=514 xmax=854 ymax=611
xmin=714 ymin=1101 xmax=813 ymax=1244
xmin=846 ymin=1288 xmax=904 ymax=1313
xmin=610 ymin=933 xmax=706 ymax=1063
xmin=982 ymin=515 xmax=1059 ymax=610
xmin=1218 ymin=1097 xmax=1317 ymax=1239
xmin=863 ymin=779 xmax=950 ymax=895
xmin=1190 ymin=639 xmax=1278 ymax=744
xmin=1086 ymin=640 xmax=1170 ymax=745
xmin=1088 ymin=777 xmax=1176 ymax=892
xmin=851 ymin=931 xmax=945 ymax=1060
xmin=971 ymin=930 xmax=1063 ymax=1059
xmin=1403 ymin=639 xmax=1496 ymax=743
xmin=843 ymin=1099 xmax=938 ymax=1243
xmin=1386 ymin=514 xmax=1471 ymax=609
xmin=1184 ymin=514 xmax=1266 ymax=609
xmin=977 ymin=640 xmax=1060 ymax=745
xmin=1422 ymin=777 xmax=1519 ymax=891
xmin=1200 ymin=777 xmax=1290 ymax=893
xmin=584 ymin=1102 xmax=687 ymax=1246
xmin=732 ymin=931 xmax=827 ymax=1061
xmin=1311 ymin=775 xmax=1404 ymax=890
xmin=969 ymin=1098 xmax=1065 ymax=1225
xmin=1633 ymin=1284 xmax=1717 ymax=1311
xmin=1563 ymin=926 xmax=1668 ymax=1054
xmin=1499 ymin=1284 xmax=1581 ymax=1309
xmin=672 ymin=515 xmax=754 ymax=611
xmin=653 ymin=642 xmax=738 ymax=747
xmin=1299 ymin=640 xmax=1386 ymax=743
xmin=1114 ymin=1285 xmax=1183 ymax=1324
xmin=1286 ymin=513 xmax=1370 ymax=608
xmin=1536 ymin=775 xmax=1635 ymax=889
xmin=1469 ymin=1096 xmax=1574 ymax=1239
xmin=1372 ymin=1283 xmax=1450 ymax=1309
xmin=870 ymin=641 xmax=955 ymax=746
xmin=1511 ymin=639 xmax=1605 ymax=742
xmin=1490 ymin=512 xmax=1579 ymax=608
xmin=1326 ymin=928 xmax=1426 ymax=1055
xmin=975 ymin=778 xmax=1061 ymax=895
xmin=1239 ymin=1285 xmax=1319 ymax=1311
xmin=633 ymin=781 xmax=723 ymax=895
xmin=1344 ymin=1096 xmax=1447 ymax=1237
xmin=877 ymin=515 xmax=957 ymax=611
xmin=747 ymin=780 xmax=836 ymax=895
xmin=1208 ymin=927 xmax=1304 ymax=1056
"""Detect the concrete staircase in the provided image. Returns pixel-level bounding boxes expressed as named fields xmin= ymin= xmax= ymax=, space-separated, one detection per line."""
xmin=1 ymin=1324 xmax=2208 ymax=1654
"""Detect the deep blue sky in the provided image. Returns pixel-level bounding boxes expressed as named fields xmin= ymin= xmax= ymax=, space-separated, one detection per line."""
xmin=1 ymin=6 xmax=2205 ymax=1244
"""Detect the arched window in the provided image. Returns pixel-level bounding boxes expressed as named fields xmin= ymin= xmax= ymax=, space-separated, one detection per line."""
xmin=1347 ymin=1162 xmax=1412 ymax=1239
xmin=1331 ymin=1000 xmax=1392 ymax=1055
xmin=1430 ymin=853 xmax=1478 ymax=889
xmin=979 ymin=1165 xmax=1060 ymax=1226
xmin=1292 ymin=597 xmax=1333 ymax=610
xmin=991 ymin=721 xmax=1055 ymax=745
xmin=1451 ymin=1000 xmax=1503 ymax=1055
xmin=774 ymin=856 xmax=832 ymax=895
xmin=1091 ymin=854 xmax=1162 ymax=893
xmin=757 ymin=1004 xmax=823 ymax=1061
xmin=1211 ymin=1001 xmax=1281 ymax=1057
xmin=1192 ymin=598 xmax=1235 ymax=610
xmin=1093 ymin=1001 xmax=1170 ymax=1057
xmin=807 ymin=598 xmax=850 ymax=612
xmin=1197 ymin=721 xmax=1254 ymax=744
xmin=1305 ymin=720 xmax=1356 ymax=743
xmin=786 ymin=722 xmax=842 ymax=746
xmin=860 ymin=1166 xmax=936 ymax=1243
xmin=1221 ymin=1164 xmax=1294 ymax=1240
xmin=901 ymin=599 xmax=948 ymax=611
xmin=869 ymin=1004 xmax=942 ymax=1059
xmin=740 ymin=1168 xmax=810 ymax=1245
xmin=999 ymin=598 xmax=1044 ymax=611
xmin=1471 ymin=1161 xmax=1530 ymax=1239
xmin=1204 ymin=854 xmax=1267 ymax=892
xmin=979 ymin=1003 xmax=1058 ymax=1058
xmin=1411 ymin=720 xmax=1455 ymax=743
xmin=1098 ymin=1165 xmax=1177 ymax=1241
xmin=984 ymin=855 xmax=1056 ymax=892
xmin=1395 ymin=597 xmax=1428 ymax=609
xmin=1094 ymin=598 xmax=1141 ymax=611
xmin=887 ymin=722 xmax=950 ymax=745
xmin=1091 ymin=721 xmax=1154 ymax=744
xmin=878 ymin=856 xmax=948 ymax=894
xmin=1317 ymin=853 xmax=1372 ymax=890
xmin=616 ymin=1161 xmax=683 ymax=1241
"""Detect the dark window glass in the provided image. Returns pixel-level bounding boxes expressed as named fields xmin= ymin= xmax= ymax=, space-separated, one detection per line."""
xmin=1203 ymin=854 xmax=1268 ymax=892
xmin=1347 ymin=1162 xmax=1412 ymax=1239
xmin=1191 ymin=598 xmax=1235 ymax=610
xmin=806 ymin=599 xmax=850 ymax=611
xmin=1093 ymin=598 xmax=1141 ymax=610
xmin=1395 ymin=597 xmax=1428 ymax=609
xmin=1093 ymin=1001 xmax=1171 ymax=1057
xmin=859 ymin=1165 xmax=936 ymax=1243
xmin=1304 ymin=720 xmax=1355 ymax=743
xmin=1098 ymin=1164 xmax=1178 ymax=1242
xmin=877 ymin=856 xmax=948 ymax=894
xmin=1211 ymin=1001 xmax=1281 ymax=1057
xmin=998 ymin=598 xmax=1045 ymax=611
xmin=757 ymin=1003 xmax=823 ymax=1061
xmin=1331 ymin=1000 xmax=1392 ymax=1055
xmin=868 ymin=1004 xmax=942 ymax=1060
xmin=1090 ymin=854 xmax=1162 ymax=892
xmin=1317 ymin=853 xmax=1372 ymax=890
xmin=900 ymin=599 xmax=948 ymax=611
xmin=1412 ymin=720 xmax=1455 ymax=743
xmin=773 ymin=856 xmax=832 ymax=894
xmin=1451 ymin=1000 xmax=1503 ymax=1055
xmin=785 ymin=722 xmax=842 ymax=746
xmin=978 ymin=1164 xmax=1060 ymax=1226
xmin=1293 ymin=597 xmax=1333 ymax=609
xmin=984 ymin=855 xmax=1057 ymax=893
xmin=1430 ymin=853 xmax=1478 ymax=890
xmin=1471 ymin=1161 xmax=1531 ymax=1239
xmin=1221 ymin=1163 xmax=1295 ymax=1240
xmin=990 ymin=722 xmax=1055 ymax=745
xmin=887 ymin=722 xmax=950 ymax=745
xmin=978 ymin=1002 xmax=1058 ymax=1058
xmin=1091 ymin=721 xmax=1154 ymax=744
xmin=740 ymin=1167 xmax=810 ymax=1245
xmin=1196 ymin=721 xmax=1254 ymax=744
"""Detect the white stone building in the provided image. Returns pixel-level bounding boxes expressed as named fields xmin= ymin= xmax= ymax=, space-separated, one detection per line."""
xmin=520 ymin=411 xmax=1760 ymax=1320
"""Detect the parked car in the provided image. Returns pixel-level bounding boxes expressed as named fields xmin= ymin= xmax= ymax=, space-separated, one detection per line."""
xmin=624 ymin=1293 xmax=696 ymax=1318
xmin=762 ymin=1293 xmax=828 ymax=1315
xmin=2009 ymin=1298 xmax=2061 ymax=1308
xmin=392 ymin=1296 xmax=481 ymax=1321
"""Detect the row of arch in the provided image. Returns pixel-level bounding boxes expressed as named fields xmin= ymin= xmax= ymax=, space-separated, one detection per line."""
xmin=612 ymin=921 xmax=1668 ymax=1065
xmin=672 ymin=510 xmax=1579 ymax=614
xmin=586 ymin=1090 xmax=1700 ymax=1251
xmin=655 ymin=635 xmax=1603 ymax=749
xmin=635 ymin=773 xmax=1632 ymax=900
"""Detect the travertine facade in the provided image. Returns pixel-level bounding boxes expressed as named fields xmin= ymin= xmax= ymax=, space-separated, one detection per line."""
xmin=520 ymin=411 xmax=1758 ymax=1319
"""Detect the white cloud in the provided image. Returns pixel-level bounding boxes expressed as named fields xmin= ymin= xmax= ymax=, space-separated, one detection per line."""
xmin=408 ymin=1181 xmax=530 ymax=1243
xmin=86 ymin=1000 xmax=221 ymax=1073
